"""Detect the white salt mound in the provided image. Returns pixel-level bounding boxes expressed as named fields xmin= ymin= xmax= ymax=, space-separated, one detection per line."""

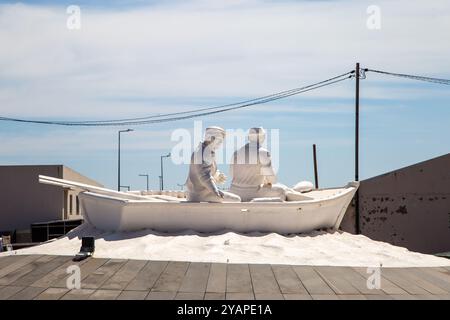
xmin=2 ymin=223 xmax=449 ymax=267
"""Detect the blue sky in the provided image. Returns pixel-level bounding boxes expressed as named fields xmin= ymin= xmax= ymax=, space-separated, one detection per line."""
xmin=0 ymin=0 xmax=449 ymax=190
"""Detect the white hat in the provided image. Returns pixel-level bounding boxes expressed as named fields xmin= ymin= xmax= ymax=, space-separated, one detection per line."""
xmin=204 ymin=126 xmax=226 ymax=141
xmin=248 ymin=127 xmax=266 ymax=143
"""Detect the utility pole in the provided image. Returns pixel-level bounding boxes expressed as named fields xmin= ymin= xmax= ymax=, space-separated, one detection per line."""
xmin=355 ymin=62 xmax=360 ymax=234
xmin=312 ymin=144 xmax=319 ymax=189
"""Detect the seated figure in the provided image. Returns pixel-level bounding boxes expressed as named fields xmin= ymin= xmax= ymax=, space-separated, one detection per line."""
xmin=185 ymin=126 xmax=241 ymax=203
xmin=229 ymin=127 xmax=310 ymax=202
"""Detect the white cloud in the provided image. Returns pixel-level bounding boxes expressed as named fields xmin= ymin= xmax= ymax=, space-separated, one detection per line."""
xmin=0 ymin=127 xmax=175 ymax=156
xmin=0 ymin=0 xmax=449 ymax=119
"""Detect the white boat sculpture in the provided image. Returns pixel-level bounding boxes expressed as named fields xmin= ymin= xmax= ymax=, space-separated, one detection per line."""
xmin=39 ymin=175 xmax=358 ymax=234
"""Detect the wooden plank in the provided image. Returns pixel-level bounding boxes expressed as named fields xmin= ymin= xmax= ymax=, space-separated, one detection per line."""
xmin=254 ymin=293 xmax=283 ymax=300
xmin=146 ymin=291 xmax=176 ymax=300
xmin=0 ymin=286 xmax=25 ymax=300
xmin=353 ymin=267 xmax=408 ymax=295
xmin=311 ymin=294 xmax=339 ymax=300
xmin=271 ymin=265 xmax=308 ymax=294
xmin=175 ymin=292 xmax=204 ymax=300
xmin=226 ymin=264 xmax=253 ymax=293
xmin=364 ymin=295 xmax=393 ymax=300
xmin=151 ymin=261 xmax=189 ymax=292
xmin=0 ymin=255 xmax=24 ymax=270
xmin=89 ymin=289 xmax=121 ymax=300
xmin=338 ymin=295 xmax=367 ymax=300
xmin=34 ymin=287 xmax=69 ymax=300
xmin=81 ymin=259 xmax=127 ymax=289
xmin=226 ymin=292 xmax=254 ymax=300
xmin=31 ymin=258 xmax=89 ymax=288
xmin=381 ymin=268 xmax=430 ymax=295
xmin=206 ymin=263 xmax=227 ymax=293
xmin=8 ymin=286 xmax=46 ymax=300
xmin=283 ymin=294 xmax=312 ymax=300
xmin=416 ymin=268 xmax=450 ymax=292
xmin=292 ymin=266 xmax=334 ymax=295
xmin=61 ymin=289 xmax=95 ymax=300
xmin=204 ymin=293 xmax=225 ymax=300
xmin=0 ymin=255 xmax=55 ymax=286
xmin=53 ymin=258 xmax=108 ymax=288
xmin=249 ymin=264 xmax=281 ymax=294
xmin=0 ymin=255 xmax=42 ymax=280
xmin=422 ymin=267 xmax=450 ymax=281
xmin=126 ymin=261 xmax=168 ymax=291
xmin=179 ymin=262 xmax=210 ymax=293
xmin=390 ymin=294 xmax=417 ymax=300
xmin=437 ymin=266 xmax=450 ymax=275
xmin=101 ymin=260 xmax=147 ymax=290
xmin=331 ymin=266 xmax=385 ymax=295
xmin=12 ymin=256 xmax=70 ymax=287
xmin=396 ymin=268 xmax=448 ymax=295
xmin=314 ymin=266 xmax=360 ymax=295
xmin=117 ymin=290 xmax=148 ymax=300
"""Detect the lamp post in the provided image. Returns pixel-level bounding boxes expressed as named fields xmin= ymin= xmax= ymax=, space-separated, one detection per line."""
xmin=118 ymin=129 xmax=134 ymax=191
xmin=139 ymin=174 xmax=149 ymax=191
xmin=160 ymin=153 xmax=171 ymax=191
xmin=177 ymin=183 xmax=184 ymax=191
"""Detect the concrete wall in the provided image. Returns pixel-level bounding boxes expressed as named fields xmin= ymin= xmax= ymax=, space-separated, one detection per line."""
xmin=341 ymin=153 xmax=450 ymax=254
xmin=0 ymin=165 xmax=103 ymax=233
xmin=0 ymin=165 xmax=64 ymax=231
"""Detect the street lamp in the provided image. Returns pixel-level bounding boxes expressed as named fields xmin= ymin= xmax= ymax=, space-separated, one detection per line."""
xmin=177 ymin=183 xmax=185 ymax=191
xmin=118 ymin=129 xmax=134 ymax=191
xmin=160 ymin=153 xmax=171 ymax=191
xmin=139 ymin=174 xmax=149 ymax=191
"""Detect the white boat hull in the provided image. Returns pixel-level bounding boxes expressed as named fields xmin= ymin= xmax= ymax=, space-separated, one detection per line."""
xmin=79 ymin=182 xmax=358 ymax=234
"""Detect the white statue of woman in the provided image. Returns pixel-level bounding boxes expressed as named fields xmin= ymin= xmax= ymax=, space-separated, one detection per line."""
xmin=185 ymin=126 xmax=241 ymax=203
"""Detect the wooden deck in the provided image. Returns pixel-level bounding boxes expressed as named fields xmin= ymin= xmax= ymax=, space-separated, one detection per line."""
xmin=0 ymin=255 xmax=449 ymax=300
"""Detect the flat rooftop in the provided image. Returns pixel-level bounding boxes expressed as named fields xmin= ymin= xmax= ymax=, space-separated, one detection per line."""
xmin=0 ymin=255 xmax=449 ymax=300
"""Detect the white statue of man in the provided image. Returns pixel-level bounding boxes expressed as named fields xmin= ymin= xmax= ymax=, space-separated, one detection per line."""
xmin=185 ymin=126 xmax=241 ymax=203
xmin=229 ymin=127 xmax=310 ymax=202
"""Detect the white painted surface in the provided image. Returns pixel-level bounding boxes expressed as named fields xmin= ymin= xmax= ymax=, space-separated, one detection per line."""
xmin=79 ymin=183 xmax=358 ymax=233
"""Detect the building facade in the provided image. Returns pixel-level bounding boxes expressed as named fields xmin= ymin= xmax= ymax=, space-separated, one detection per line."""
xmin=0 ymin=165 xmax=103 ymax=240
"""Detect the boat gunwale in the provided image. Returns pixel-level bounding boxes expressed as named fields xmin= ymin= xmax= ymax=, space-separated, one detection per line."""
xmin=79 ymin=182 xmax=358 ymax=207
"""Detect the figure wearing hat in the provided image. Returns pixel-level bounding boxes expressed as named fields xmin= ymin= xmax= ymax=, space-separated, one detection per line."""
xmin=230 ymin=127 xmax=310 ymax=202
xmin=185 ymin=126 xmax=241 ymax=203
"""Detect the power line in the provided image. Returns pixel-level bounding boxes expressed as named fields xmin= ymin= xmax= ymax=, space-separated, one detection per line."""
xmin=112 ymin=76 xmax=353 ymax=126
xmin=0 ymin=71 xmax=353 ymax=127
xmin=2 ymin=67 xmax=448 ymax=127
xmin=366 ymin=68 xmax=450 ymax=85
xmin=59 ymin=71 xmax=355 ymax=124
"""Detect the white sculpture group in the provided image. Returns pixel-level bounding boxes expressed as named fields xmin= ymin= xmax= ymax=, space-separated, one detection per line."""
xmin=185 ymin=126 xmax=313 ymax=203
